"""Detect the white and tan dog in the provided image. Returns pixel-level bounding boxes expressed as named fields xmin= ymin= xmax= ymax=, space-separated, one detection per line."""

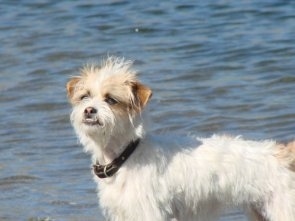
xmin=67 ymin=57 xmax=295 ymax=221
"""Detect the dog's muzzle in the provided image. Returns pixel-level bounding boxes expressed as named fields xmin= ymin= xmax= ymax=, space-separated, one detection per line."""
xmin=83 ymin=107 xmax=102 ymax=126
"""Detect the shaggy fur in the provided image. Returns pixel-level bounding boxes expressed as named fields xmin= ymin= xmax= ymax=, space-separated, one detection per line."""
xmin=67 ymin=57 xmax=295 ymax=221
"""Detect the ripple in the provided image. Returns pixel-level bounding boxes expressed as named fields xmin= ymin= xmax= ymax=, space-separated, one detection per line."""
xmin=20 ymin=102 xmax=67 ymax=112
xmin=0 ymin=175 xmax=39 ymax=186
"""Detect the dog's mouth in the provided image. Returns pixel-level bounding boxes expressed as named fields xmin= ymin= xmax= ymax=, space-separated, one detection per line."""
xmin=83 ymin=118 xmax=103 ymax=126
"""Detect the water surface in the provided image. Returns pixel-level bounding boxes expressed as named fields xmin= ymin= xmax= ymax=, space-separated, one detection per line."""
xmin=0 ymin=1 xmax=295 ymax=220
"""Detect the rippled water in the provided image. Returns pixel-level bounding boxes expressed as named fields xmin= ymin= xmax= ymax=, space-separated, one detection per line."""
xmin=1 ymin=1 xmax=295 ymax=220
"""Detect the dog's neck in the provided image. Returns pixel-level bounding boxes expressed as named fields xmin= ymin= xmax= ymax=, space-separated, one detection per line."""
xmin=93 ymin=138 xmax=140 ymax=178
xmin=89 ymin=122 xmax=145 ymax=165
xmin=101 ymin=135 xmax=137 ymax=164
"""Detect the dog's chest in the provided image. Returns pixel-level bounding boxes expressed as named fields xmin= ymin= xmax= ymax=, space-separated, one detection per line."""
xmin=95 ymin=163 xmax=174 ymax=218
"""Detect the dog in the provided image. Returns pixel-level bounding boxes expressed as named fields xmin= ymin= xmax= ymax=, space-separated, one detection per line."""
xmin=67 ymin=56 xmax=295 ymax=221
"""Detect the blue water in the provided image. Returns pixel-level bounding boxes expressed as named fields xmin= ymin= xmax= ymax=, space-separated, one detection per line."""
xmin=0 ymin=1 xmax=294 ymax=220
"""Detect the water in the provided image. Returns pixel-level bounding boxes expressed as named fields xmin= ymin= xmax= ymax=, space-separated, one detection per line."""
xmin=0 ymin=1 xmax=295 ymax=220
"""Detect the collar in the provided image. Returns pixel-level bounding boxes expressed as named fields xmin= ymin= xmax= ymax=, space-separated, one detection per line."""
xmin=93 ymin=139 xmax=140 ymax=179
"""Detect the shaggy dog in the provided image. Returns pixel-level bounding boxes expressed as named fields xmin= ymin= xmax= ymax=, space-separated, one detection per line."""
xmin=67 ymin=57 xmax=295 ymax=221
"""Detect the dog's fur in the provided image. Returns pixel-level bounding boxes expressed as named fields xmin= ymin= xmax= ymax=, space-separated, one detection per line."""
xmin=67 ymin=57 xmax=295 ymax=221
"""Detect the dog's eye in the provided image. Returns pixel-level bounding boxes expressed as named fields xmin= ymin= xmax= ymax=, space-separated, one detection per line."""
xmin=105 ymin=96 xmax=118 ymax=105
xmin=80 ymin=94 xmax=89 ymax=100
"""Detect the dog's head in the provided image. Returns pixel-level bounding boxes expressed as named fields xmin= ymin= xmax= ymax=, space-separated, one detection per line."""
xmin=66 ymin=57 xmax=152 ymax=151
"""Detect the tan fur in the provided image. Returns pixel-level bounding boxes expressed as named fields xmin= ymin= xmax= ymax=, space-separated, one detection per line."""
xmin=66 ymin=77 xmax=81 ymax=102
xmin=275 ymin=141 xmax=295 ymax=171
xmin=132 ymin=82 xmax=153 ymax=109
xmin=66 ymin=61 xmax=152 ymax=114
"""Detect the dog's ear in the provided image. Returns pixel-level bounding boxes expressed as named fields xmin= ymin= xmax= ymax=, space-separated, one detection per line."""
xmin=133 ymin=82 xmax=152 ymax=110
xmin=66 ymin=77 xmax=80 ymax=101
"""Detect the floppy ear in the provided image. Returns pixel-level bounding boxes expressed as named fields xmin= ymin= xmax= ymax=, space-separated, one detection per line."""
xmin=66 ymin=77 xmax=80 ymax=101
xmin=133 ymin=82 xmax=152 ymax=110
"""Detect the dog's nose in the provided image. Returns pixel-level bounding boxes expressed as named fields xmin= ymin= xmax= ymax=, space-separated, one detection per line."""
xmin=84 ymin=107 xmax=97 ymax=117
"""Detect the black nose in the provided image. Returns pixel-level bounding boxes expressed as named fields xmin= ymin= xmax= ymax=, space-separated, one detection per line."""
xmin=84 ymin=107 xmax=97 ymax=117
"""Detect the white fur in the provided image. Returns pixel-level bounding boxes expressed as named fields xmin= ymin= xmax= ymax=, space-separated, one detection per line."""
xmin=68 ymin=57 xmax=295 ymax=221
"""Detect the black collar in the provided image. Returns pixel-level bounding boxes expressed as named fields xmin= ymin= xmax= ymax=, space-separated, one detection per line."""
xmin=93 ymin=139 xmax=140 ymax=179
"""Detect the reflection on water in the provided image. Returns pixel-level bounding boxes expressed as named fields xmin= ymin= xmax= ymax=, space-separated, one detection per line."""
xmin=0 ymin=1 xmax=294 ymax=220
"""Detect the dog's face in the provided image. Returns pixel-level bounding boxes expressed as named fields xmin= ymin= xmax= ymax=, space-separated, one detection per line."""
xmin=66 ymin=58 xmax=152 ymax=150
